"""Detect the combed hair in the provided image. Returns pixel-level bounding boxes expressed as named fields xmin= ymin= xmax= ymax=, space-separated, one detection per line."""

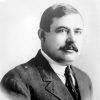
xmin=40 ymin=4 xmax=80 ymax=32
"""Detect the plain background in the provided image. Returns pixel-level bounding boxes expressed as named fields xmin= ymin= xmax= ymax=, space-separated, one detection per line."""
xmin=0 ymin=0 xmax=100 ymax=100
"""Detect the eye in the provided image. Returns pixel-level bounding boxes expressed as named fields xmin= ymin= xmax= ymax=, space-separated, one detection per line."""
xmin=56 ymin=28 xmax=65 ymax=33
xmin=55 ymin=28 xmax=69 ymax=33
xmin=74 ymin=29 xmax=82 ymax=35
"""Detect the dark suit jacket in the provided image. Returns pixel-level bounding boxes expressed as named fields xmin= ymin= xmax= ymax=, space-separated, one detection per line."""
xmin=1 ymin=50 xmax=92 ymax=100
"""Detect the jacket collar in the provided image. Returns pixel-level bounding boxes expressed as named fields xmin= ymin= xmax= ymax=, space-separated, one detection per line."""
xmin=33 ymin=50 xmax=74 ymax=100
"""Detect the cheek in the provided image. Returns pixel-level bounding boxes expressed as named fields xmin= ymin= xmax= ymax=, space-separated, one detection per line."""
xmin=75 ymin=37 xmax=83 ymax=49
xmin=45 ymin=35 xmax=58 ymax=49
xmin=45 ymin=33 xmax=67 ymax=51
xmin=55 ymin=34 xmax=67 ymax=45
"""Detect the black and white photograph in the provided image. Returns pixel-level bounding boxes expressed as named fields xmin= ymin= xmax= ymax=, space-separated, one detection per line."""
xmin=0 ymin=0 xmax=100 ymax=100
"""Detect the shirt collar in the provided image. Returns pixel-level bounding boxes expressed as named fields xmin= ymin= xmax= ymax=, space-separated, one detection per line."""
xmin=41 ymin=49 xmax=67 ymax=76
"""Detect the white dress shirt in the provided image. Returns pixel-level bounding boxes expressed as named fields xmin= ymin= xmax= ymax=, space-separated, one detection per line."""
xmin=41 ymin=49 xmax=67 ymax=84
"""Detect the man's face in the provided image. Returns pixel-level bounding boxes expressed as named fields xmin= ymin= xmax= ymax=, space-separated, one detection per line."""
xmin=43 ymin=14 xmax=84 ymax=65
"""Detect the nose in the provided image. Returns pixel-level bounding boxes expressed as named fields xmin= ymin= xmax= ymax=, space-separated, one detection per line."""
xmin=67 ymin=30 xmax=75 ymax=43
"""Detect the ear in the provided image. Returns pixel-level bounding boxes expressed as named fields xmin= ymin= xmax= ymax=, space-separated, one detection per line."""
xmin=38 ymin=29 xmax=46 ymax=41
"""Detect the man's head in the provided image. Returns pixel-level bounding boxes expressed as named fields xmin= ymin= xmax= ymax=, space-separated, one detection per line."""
xmin=38 ymin=4 xmax=84 ymax=65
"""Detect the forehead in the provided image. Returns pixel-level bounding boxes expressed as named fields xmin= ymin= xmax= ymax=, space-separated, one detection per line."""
xmin=50 ymin=14 xmax=84 ymax=30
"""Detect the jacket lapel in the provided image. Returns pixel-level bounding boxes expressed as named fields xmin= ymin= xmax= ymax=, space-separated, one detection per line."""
xmin=34 ymin=50 xmax=74 ymax=100
xmin=45 ymin=74 xmax=74 ymax=100
xmin=72 ymin=66 xmax=88 ymax=100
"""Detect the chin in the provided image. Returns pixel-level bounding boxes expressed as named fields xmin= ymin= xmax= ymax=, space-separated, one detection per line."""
xmin=59 ymin=58 xmax=74 ymax=66
xmin=64 ymin=54 xmax=77 ymax=62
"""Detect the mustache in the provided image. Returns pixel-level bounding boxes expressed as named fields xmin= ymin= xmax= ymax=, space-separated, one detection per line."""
xmin=59 ymin=42 xmax=78 ymax=52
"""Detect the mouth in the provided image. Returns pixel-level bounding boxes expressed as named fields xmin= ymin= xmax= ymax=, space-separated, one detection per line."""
xmin=59 ymin=44 xmax=78 ymax=53
xmin=64 ymin=49 xmax=75 ymax=53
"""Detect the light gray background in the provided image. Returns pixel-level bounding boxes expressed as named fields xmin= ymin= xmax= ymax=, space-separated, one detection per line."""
xmin=0 ymin=0 xmax=100 ymax=99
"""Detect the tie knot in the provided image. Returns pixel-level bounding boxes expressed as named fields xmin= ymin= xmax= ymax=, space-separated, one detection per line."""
xmin=64 ymin=65 xmax=71 ymax=77
xmin=64 ymin=65 xmax=76 ymax=86
xmin=64 ymin=65 xmax=81 ymax=100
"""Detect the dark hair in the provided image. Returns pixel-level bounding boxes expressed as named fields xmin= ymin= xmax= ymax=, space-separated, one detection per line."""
xmin=40 ymin=4 xmax=80 ymax=32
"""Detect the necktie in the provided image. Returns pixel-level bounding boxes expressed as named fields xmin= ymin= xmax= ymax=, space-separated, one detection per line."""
xmin=64 ymin=65 xmax=81 ymax=100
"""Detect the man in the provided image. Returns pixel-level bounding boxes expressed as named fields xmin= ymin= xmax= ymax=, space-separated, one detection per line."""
xmin=1 ymin=3 xmax=92 ymax=100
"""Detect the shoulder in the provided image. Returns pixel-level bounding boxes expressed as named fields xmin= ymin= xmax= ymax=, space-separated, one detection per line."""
xmin=72 ymin=66 xmax=93 ymax=97
xmin=73 ymin=66 xmax=92 ymax=84
xmin=0 ymin=58 xmax=38 ymax=93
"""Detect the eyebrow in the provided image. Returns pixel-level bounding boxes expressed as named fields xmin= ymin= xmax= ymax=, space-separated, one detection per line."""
xmin=55 ymin=26 xmax=83 ymax=33
xmin=74 ymin=28 xmax=83 ymax=31
xmin=55 ymin=26 xmax=69 ymax=30
xmin=55 ymin=26 xmax=83 ymax=30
